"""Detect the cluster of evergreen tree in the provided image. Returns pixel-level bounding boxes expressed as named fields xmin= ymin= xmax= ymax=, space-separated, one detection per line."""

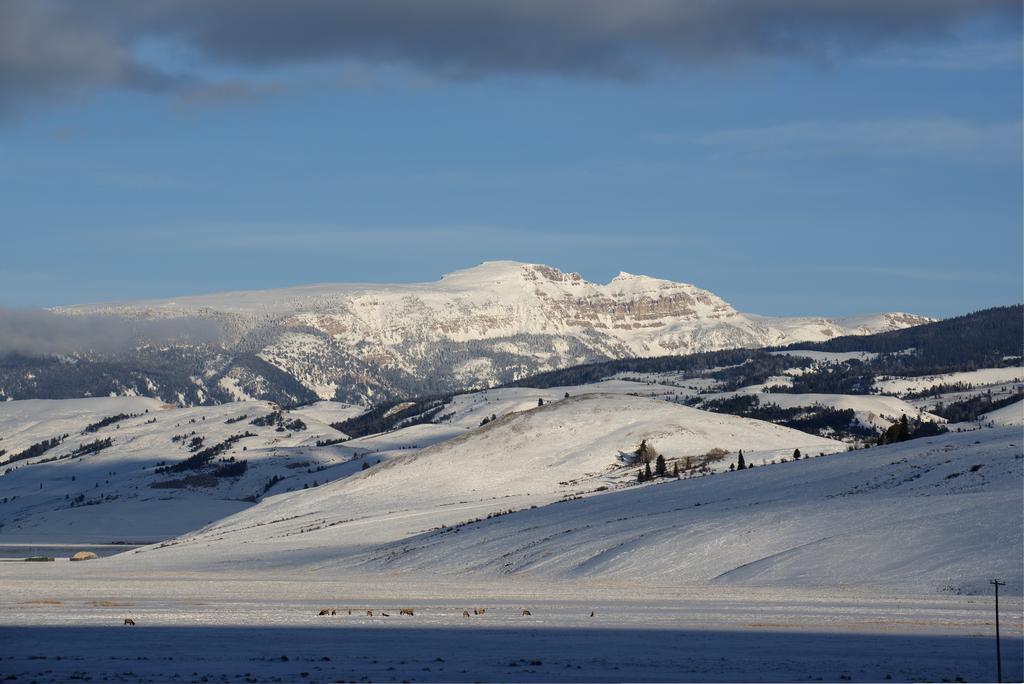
xmin=82 ymin=413 xmax=139 ymax=434
xmin=250 ymin=411 xmax=283 ymax=427
xmin=931 ymin=391 xmax=1023 ymax=423
xmin=163 ymin=432 xmax=255 ymax=473
xmin=901 ymin=382 xmax=978 ymax=400
xmin=315 ymin=436 xmax=347 ymax=447
xmin=778 ymin=360 xmax=875 ymax=395
xmin=279 ymin=417 xmax=307 ymax=432
xmin=636 ymin=441 xmax=675 ymax=482
xmin=876 ymin=414 xmax=947 ymax=445
xmin=333 ymin=397 xmax=451 ymax=438
xmin=700 ymin=395 xmax=875 ymax=440
xmin=7 ymin=435 xmax=67 ymax=464
xmin=248 ymin=411 xmax=308 ymax=432
xmin=729 ymin=450 xmax=754 ymax=470
xmin=213 ymin=459 xmax=248 ymax=477
xmin=69 ymin=437 xmax=113 ymax=458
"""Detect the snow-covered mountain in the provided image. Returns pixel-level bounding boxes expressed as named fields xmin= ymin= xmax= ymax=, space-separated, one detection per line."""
xmin=53 ymin=261 xmax=930 ymax=404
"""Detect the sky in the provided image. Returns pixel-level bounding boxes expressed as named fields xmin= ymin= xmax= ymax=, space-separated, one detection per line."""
xmin=1 ymin=0 xmax=1021 ymax=317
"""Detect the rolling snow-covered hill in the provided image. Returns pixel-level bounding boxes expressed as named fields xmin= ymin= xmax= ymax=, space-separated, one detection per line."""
xmin=107 ymin=400 xmax=1021 ymax=596
xmin=347 ymin=426 xmax=1023 ymax=595
xmin=45 ymin=261 xmax=929 ymax=404
xmin=112 ymin=393 xmax=844 ymax=569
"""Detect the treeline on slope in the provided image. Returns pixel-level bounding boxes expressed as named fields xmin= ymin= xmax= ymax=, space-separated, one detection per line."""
xmin=699 ymin=395 xmax=877 ymax=440
xmin=0 ymin=349 xmax=319 ymax=408
xmin=82 ymin=413 xmax=140 ymax=433
xmin=505 ymin=348 xmax=790 ymax=391
xmin=2 ymin=435 xmax=68 ymax=466
xmin=159 ymin=432 xmax=255 ymax=473
xmin=775 ymin=305 xmax=1023 ymax=376
xmin=931 ymin=391 xmax=1024 ymax=423
xmin=332 ymin=397 xmax=452 ymax=438
xmin=0 ymin=348 xmax=222 ymax=405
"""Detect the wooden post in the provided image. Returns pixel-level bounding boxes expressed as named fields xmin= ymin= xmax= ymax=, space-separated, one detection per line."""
xmin=991 ymin=579 xmax=1005 ymax=683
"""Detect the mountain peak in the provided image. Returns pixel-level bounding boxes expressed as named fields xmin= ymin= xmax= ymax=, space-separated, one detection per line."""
xmin=439 ymin=261 xmax=586 ymax=287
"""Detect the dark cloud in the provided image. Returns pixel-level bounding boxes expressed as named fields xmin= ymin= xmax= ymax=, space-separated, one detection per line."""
xmin=0 ymin=1 xmax=185 ymax=116
xmin=1 ymin=0 xmax=1019 ymax=114
xmin=0 ymin=308 xmax=222 ymax=357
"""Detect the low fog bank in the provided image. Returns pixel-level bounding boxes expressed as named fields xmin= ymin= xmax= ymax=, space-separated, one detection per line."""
xmin=0 ymin=308 xmax=222 ymax=357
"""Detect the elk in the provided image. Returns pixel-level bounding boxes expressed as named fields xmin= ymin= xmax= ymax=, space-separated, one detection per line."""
xmin=462 ymin=610 xmax=471 ymax=617
xmin=399 ymin=608 xmax=414 ymax=616
xmin=318 ymin=609 xmax=331 ymax=616
xmin=123 ymin=618 xmax=136 ymax=626
xmin=521 ymin=609 xmax=532 ymax=616
xmin=366 ymin=609 xmax=373 ymax=617
xmin=473 ymin=608 xmax=486 ymax=615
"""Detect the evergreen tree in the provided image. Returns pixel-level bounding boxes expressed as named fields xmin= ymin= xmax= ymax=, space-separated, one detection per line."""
xmin=637 ymin=469 xmax=645 ymax=483
xmin=644 ymin=462 xmax=652 ymax=481
xmin=537 ymin=397 xmax=544 ymax=407
xmin=655 ymin=454 xmax=666 ymax=477
xmin=672 ymin=462 xmax=679 ymax=478
xmin=897 ymin=414 xmax=910 ymax=441
xmin=737 ymin=450 xmax=746 ymax=470
xmin=792 ymin=448 xmax=801 ymax=460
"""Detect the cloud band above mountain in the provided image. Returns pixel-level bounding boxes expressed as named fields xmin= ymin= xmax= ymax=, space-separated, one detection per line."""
xmin=2 ymin=0 xmax=1018 ymax=115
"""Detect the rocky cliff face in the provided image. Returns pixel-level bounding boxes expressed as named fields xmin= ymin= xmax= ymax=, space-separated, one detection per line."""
xmin=47 ymin=261 xmax=930 ymax=404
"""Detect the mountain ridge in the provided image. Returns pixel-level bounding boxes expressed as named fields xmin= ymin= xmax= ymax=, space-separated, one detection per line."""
xmin=8 ymin=262 xmax=931 ymax=405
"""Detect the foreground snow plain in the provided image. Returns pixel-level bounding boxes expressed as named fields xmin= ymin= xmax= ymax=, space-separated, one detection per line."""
xmin=1 ymin=571 xmax=1021 ymax=683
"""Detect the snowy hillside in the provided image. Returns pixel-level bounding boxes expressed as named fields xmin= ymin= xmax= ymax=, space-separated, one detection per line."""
xmin=115 ymin=394 xmax=842 ymax=567
xmin=347 ymin=427 xmax=1022 ymax=596
xmin=46 ymin=261 xmax=929 ymax=404
xmin=875 ymin=367 xmax=1024 ymax=397
xmin=0 ymin=399 xmax=370 ymax=542
xmin=703 ymin=390 xmax=945 ymax=431
xmin=106 ymin=400 xmax=1021 ymax=597
xmin=980 ymin=398 xmax=1024 ymax=426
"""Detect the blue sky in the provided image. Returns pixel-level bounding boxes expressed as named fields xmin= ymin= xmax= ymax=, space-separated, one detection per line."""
xmin=1 ymin=1 xmax=1020 ymax=317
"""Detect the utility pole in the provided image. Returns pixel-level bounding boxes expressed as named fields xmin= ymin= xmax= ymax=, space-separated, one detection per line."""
xmin=990 ymin=579 xmax=1005 ymax=683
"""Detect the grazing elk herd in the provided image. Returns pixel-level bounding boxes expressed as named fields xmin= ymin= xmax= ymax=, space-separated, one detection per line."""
xmin=309 ymin=606 xmax=545 ymax=619
xmin=123 ymin=607 xmax=597 ymax=625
